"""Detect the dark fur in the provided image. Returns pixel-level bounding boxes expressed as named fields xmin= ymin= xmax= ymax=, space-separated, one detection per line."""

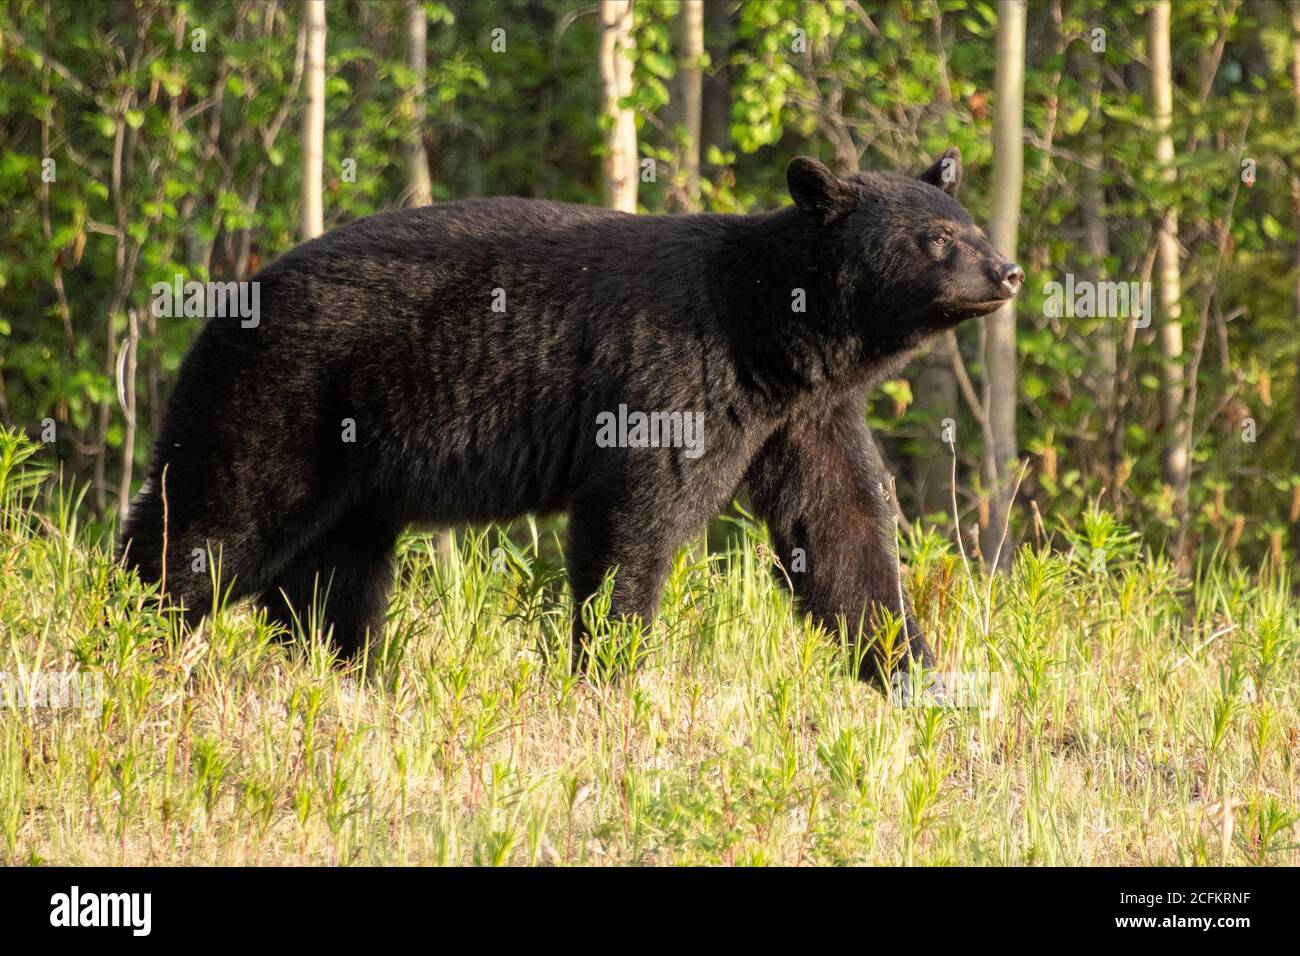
xmin=119 ymin=148 xmax=1019 ymax=683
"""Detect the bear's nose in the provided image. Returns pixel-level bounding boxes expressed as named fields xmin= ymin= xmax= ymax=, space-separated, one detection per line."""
xmin=999 ymin=263 xmax=1025 ymax=295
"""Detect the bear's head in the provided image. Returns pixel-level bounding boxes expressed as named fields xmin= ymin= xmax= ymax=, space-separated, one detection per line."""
xmin=786 ymin=148 xmax=1023 ymax=337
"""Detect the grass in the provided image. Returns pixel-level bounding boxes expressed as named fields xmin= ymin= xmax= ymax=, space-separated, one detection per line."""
xmin=0 ymin=427 xmax=1296 ymax=866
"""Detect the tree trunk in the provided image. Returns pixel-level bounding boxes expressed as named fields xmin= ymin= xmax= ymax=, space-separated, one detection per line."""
xmin=1082 ymin=125 xmax=1117 ymax=486
xmin=405 ymin=0 xmax=433 ymax=207
xmin=300 ymin=0 xmax=327 ymax=240
xmin=93 ymin=108 xmax=127 ymax=516
xmin=982 ymin=0 xmax=1026 ymax=570
xmin=599 ymin=0 xmax=638 ymax=213
xmin=914 ymin=336 xmax=959 ymax=516
xmin=700 ymin=0 xmax=732 ymax=178
xmin=1075 ymin=23 xmax=1119 ymax=496
xmin=1149 ymin=0 xmax=1187 ymax=492
xmin=669 ymin=0 xmax=704 ymax=210
xmin=116 ymin=309 xmax=139 ymax=520
xmin=1291 ymin=0 xmax=1300 ymax=461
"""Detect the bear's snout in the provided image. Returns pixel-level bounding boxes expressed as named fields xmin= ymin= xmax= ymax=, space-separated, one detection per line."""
xmin=998 ymin=262 xmax=1025 ymax=296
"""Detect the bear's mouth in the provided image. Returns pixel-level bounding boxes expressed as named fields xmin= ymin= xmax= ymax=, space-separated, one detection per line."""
xmin=965 ymin=297 xmax=1014 ymax=313
xmin=945 ymin=296 xmax=1014 ymax=319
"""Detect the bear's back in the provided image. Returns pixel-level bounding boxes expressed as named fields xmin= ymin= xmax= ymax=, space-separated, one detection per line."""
xmin=259 ymin=197 xmax=629 ymax=277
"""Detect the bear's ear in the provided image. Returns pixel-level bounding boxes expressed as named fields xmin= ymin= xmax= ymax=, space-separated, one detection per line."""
xmin=918 ymin=146 xmax=962 ymax=197
xmin=787 ymin=157 xmax=855 ymax=223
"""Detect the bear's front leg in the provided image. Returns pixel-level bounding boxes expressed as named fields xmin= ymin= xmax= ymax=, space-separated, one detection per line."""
xmin=745 ymin=389 xmax=939 ymax=690
xmin=564 ymin=494 xmax=680 ymax=675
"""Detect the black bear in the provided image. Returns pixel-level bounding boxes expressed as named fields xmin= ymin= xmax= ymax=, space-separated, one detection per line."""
xmin=119 ymin=147 xmax=1021 ymax=687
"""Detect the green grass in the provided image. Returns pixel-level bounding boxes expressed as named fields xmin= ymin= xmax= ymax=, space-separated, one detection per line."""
xmin=0 ymin=427 xmax=1296 ymax=865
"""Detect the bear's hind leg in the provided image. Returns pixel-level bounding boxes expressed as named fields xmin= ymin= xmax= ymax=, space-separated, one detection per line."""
xmin=257 ymin=516 xmax=400 ymax=660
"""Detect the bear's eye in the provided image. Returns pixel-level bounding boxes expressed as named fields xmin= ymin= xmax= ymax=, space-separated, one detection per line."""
xmin=931 ymin=234 xmax=949 ymax=247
